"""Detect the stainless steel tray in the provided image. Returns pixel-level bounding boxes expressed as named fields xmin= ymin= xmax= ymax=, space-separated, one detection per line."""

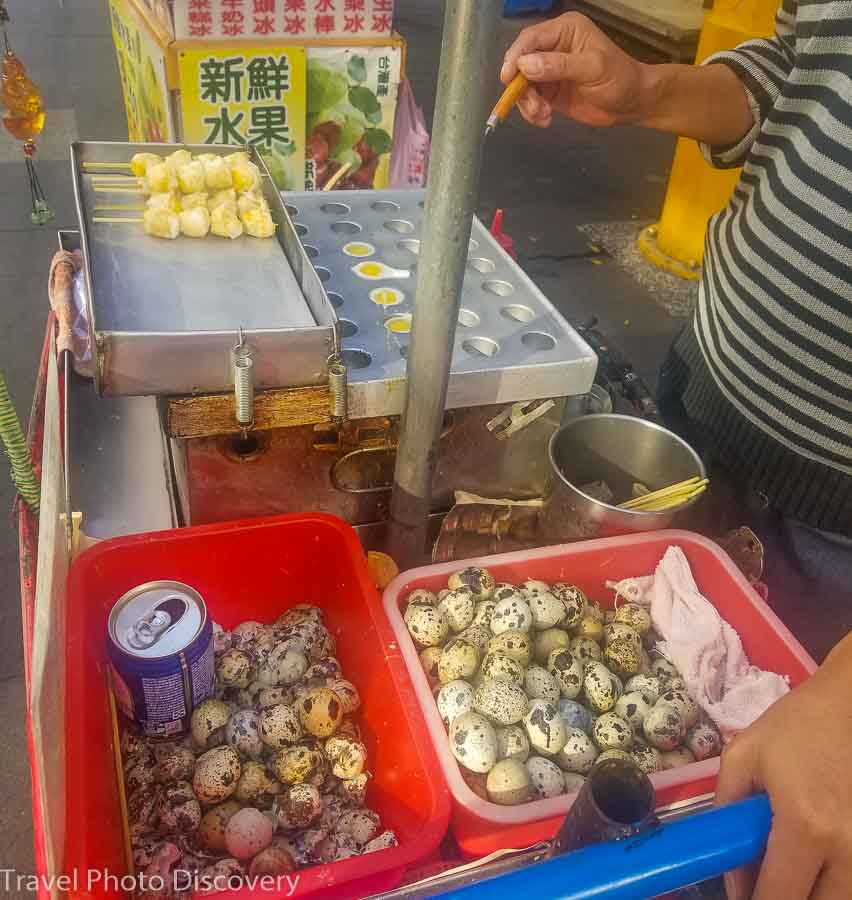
xmin=284 ymin=189 xmax=597 ymax=417
xmin=71 ymin=141 xmax=336 ymax=396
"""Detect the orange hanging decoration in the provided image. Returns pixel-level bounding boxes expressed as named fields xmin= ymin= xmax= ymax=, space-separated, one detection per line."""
xmin=1 ymin=2 xmax=54 ymax=225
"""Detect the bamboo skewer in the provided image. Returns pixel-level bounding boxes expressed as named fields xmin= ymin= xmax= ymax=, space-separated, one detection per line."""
xmin=618 ymin=476 xmax=709 ymax=511
xmin=93 ymin=216 xmax=143 ymax=224
xmin=323 ymin=161 xmax=352 ymax=192
xmin=93 ymin=203 xmax=145 ymax=212
xmin=82 ymin=160 xmax=133 ymax=169
xmin=633 ymin=485 xmax=708 ymax=513
xmin=93 ymin=187 xmax=146 ymax=195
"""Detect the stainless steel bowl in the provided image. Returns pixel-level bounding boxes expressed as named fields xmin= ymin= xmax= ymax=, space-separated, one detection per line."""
xmin=538 ymin=414 xmax=706 ymax=542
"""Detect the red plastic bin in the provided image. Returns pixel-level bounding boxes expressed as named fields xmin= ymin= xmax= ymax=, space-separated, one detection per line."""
xmin=65 ymin=513 xmax=450 ymax=899
xmin=383 ymin=530 xmax=817 ymax=858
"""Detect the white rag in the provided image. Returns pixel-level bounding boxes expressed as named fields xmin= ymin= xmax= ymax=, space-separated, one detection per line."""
xmin=608 ymin=545 xmax=790 ymax=739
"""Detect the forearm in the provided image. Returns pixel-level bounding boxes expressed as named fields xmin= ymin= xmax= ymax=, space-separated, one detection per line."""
xmin=630 ymin=62 xmax=753 ymax=147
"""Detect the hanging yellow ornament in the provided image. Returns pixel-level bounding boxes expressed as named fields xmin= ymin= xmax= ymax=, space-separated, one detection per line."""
xmin=1 ymin=3 xmax=54 ymax=224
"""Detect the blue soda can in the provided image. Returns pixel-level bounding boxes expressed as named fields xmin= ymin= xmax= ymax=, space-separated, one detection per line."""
xmin=107 ymin=581 xmax=215 ymax=739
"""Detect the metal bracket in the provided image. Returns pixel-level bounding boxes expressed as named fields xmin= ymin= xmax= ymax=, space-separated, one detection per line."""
xmin=486 ymin=399 xmax=556 ymax=440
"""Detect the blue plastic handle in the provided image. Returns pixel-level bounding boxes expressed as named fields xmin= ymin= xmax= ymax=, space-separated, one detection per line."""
xmin=435 ymin=794 xmax=772 ymax=900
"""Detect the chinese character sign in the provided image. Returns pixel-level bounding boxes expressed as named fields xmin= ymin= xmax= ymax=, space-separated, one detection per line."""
xmin=179 ymin=48 xmax=306 ymax=190
xmin=109 ymin=0 xmax=175 ymax=142
xmin=173 ymin=0 xmax=394 ymax=38
xmin=306 ymin=46 xmax=401 ymax=190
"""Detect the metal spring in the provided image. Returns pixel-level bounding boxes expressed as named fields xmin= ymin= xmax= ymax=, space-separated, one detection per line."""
xmin=328 ymin=357 xmax=347 ymax=423
xmin=233 ymin=347 xmax=255 ymax=430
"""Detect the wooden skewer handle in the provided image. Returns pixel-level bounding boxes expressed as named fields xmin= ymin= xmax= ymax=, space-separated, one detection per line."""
xmin=491 ymin=73 xmax=529 ymax=124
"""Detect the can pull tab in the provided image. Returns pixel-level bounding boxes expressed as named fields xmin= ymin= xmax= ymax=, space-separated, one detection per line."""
xmin=126 ymin=596 xmax=188 ymax=650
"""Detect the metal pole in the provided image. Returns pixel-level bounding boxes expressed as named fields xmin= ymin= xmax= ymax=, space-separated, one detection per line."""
xmin=389 ymin=0 xmax=502 ymax=566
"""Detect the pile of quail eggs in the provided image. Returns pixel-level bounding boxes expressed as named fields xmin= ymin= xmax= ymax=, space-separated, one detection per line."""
xmin=122 ymin=606 xmax=396 ymax=898
xmin=403 ymin=568 xmax=722 ymax=806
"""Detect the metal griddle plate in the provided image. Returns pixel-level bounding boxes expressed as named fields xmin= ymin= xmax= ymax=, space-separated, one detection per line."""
xmin=71 ymin=142 xmax=336 ymax=396
xmin=285 ymin=189 xmax=597 ymax=417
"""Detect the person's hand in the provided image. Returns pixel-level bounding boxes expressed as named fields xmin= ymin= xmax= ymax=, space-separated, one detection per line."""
xmin=500 ymin=12 xmax=648 ymax=128
xmin=716 ymin=635 xmax=852 ymax=899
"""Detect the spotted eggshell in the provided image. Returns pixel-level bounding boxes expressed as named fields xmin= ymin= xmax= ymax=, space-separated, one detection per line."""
xmin=437 ymin=680 xmax=476 ymax=728
xmin=658 ymin=689 xmax=700 ymax=729
xmin=480 ymin=651 xmax=525 ymax=686
xmin=650 ymin=658 xmax=679 ymax=684
xmin=568 ymin=636 xmax=602 ymax=665
xmin=419 ymin=646 xmax=442 ymax=682
xmin=552 ymin=584 xmax=588 ymax=628
xmin=660 ymin=746 xmax=696 ymax=770
xmin=547 ymin=648 xmax=585 ymax=699
xmin=217 ymin=648 xmax=255 ymax=690
xmin=614 ymin=691 xmax=653 ymax=734
xmin=226 ymin=709 xmax=264 ymax=759
xmin=493 ymin=583 xmax=524 ymax=603
xmin=523 ymin=699 xmax=567 ymax=756
xmin=259 ymin=703 xmax=303 ymax=748
xmin=603 ymin=635 xmax=644 ymax=679
xmin=438 ymin=638 xmax=480 ymax=684
xmin=486 ymin=758 xmax=533 ymax=805
xmin=448 ymin=566 xmax=496 ymax=599
xmin=585 ymin=601 xmax=605 ymax=623
xmin=624 ymin=674 xmax=662 ymax=706
xmin=630 ymin=743 xmax=663 ymax=774
xmin=574 ymin=616 xmax=604 ymax=643
xmin=555 ymin=726 xmax=599 ymax=774
xmin=495 ymin=725 xmax=530 ymax=762
xmin=558 ymin=699 xmax=593 ymax=735
xmin=471 ymin=600 xmax=497 ymax=629
xmin=406 ymin=588 xmax=437 ymax=606
xmin=592 ymin=712 xmax=634 ymax=751
xmin=526 ymin=756 xmax=565 ymax=799
xmin=490 ymin=595 xmax=533 ymax=635
xmin=534 ymin=628 xmax=571 ymax=664
xmin=643 ymin=703 xmax=685 ymax=751
xmin=562 ymin=772 xmax=586 ymax=793
xmin=596 ymin=749 xmax=634 ymax=764
xmin=603 ymin=622 xmax=643 ymax=650
xmin=297 ymin=687 xmax=343 ymax=738
xmin=524 ymin=666 xmax=561 ymax=703
xmin=193 ymin=746 xmax=241 ymax=805
xmin=520 ymin=579 xmax=551 ymax=598
xmin=271 ymin=745 xmax=325 ymax=785
xmin=685 ymin=722 xmax=722 ymax=761
xmin=438 ymin=587 xmax=477 ymax=633
xmin=613 ymin=603 xmax=652 ymax=635
xmin=459 ymin=624 xmax=492 ymax=654
xmin=404 ymin=603 xmax=449 ymax=648
xmin=450 ymin=711 xmax=498 ymax=774
xmin=486 ymin=629 xmax=533 ymax=667
xmin=527 ymin=590 xmax=566 ymax=631
xmin=583 ymin=662 xmax=623 ymax=714
xmin=473 ymin=678 xmax=529 ymax=726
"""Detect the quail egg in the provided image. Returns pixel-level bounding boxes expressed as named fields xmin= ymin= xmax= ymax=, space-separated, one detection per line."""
xmin=604 ymin=636 xmax=644 ymax=679
xmin=685 ymin=722 xmax=722 ymax=761
xmin=437 ymin=680 xmax=475 ymax=729
xmin=524 ymin=666 xmax=561 ymax=703
xmin=155 ymin=746 xmax=196 ymax=783
xmin=291 ymin=621 xmax=336 ymax=662
xmin=492 ymin=582 xmax=520 ymax=600
xmin=526 ymin=756 xmax=565 ymax=799
xmin=595 ymin=749 xmax=634 ymax=764
xmin=668 ymin=676 xmax=687 ymax=691
xmin=552 ymin=584 xmax=588 ymax=629
xmin=650 ymin=657 xmax=680 ymax=685
xmin=613 ymin=603 xmax=652 ymax=635
xmin=419 ymin=646 xmax=443 ymax=682
xmin=257 ymin=687 xmax=293 ymax=711
xmin=460 ymin=624 xmax=492 ymax=654
xmin=406 ymin=588 xmax=437 ymax=606
xmin=603 ymin=623 xmax=643 ymax=650
xmin=520 ymin=579 xmax=551 ymax=598
xmin=297 ymin=687 xmax=344 ymax=738
xmin=438 ymin=587 xmax=477 ymax=633
xmin=474 ymin=678 xmax=529 ymax=726
xmin=259 ymin=641 xmax=308 ymax=687
xmin=226 ymin=709 xmax=264 ymax=759
xmin=279 ymin=783 xmax=323 ymax=830
xmin=235 ymin=761 xmax=280 ymax=807
xmin=450 ymin=711 xmax=498 ymax=774
xmin=304 ymin=656 xmax=343 ymax=682
xmin=249 ymin=847 xmax=296 ymax=877
xmin=198 ymin=800 xmax=242 ymax=851
xmin=191 ymin=698 xmax=231 ymax=750
xmin=547 ymin=648 xmax=585 ymax=699
xmin=339 ymin=772 xmax=370 ymax=805
xmin=558 ymin=699 xmax=593 ymax=736
xmin=624 ymin=674 xmax=662 ymax=706
xmin=614 ymin=691 xmax=653 ymax=734
xmin=568 ymin=636 xmax=603 ymax=665
xmin=326 ymin=678 xmax=360 ymax=715
xmin=364 ymin=831 xmax=399 ymax=854
xmin=448 ymin=566 xmax=496 ymax=599
xmin=438 ymin=638 xmax=480 ymax=684
xmin=480 ymin=651 xmax=525 ymax=687
xmin=527 ymin=590 xmax=566 ymax=631
xmin=523 ymin=699 xmax=567 ymax=756
xmin=157 ymin=780 xmax=202 ymax=832
xmin=487 ymin=629 xmax=533 ymax=667
xmin=325 ymin=736 xmax=368 ymax=779
xmin=586 ymin=601 xmax=605 ymax=622
xmin=555 ymin=726 xmax=599 ymax=774
xmin=490 ymin=595 xmax=534 ymax=635
xmin=534 ymin=628 xmax=571 ymax=664
xmin=630 ymin=742 xmax=663 ymax=774
xmin=193 ymin=746 xmax=241 ymax=805
xmin=232 ymin=620 xmax=267 ymax=645
xmin=563 ymin=772 xmax=586 ymax=793
xmin=583 ymin=662 xmax=623 ymax=714
xmin=225 ymin=807 xmax=274 ymax=860
xmin=217 ymin=648 xmax=255 ymax=690
xmin=275 ymin=606 xmax=323 ymax=631
xmin=658 ymin=689 xmax=700 ymax=729
xmin=643 ymin=703 xmax=685 ymax=751
xmin=336 ymin=808 xmax=381 ymax=846
xmin=471 ymin=600 xmax=497 ymax=629
xmin=660 ymin=746 xmax=696 ymax=770
xmin=592 ymin=712 xmax=634 ymax=751
xmin=486 ymin=758 xmax=533 ymax=805
xmin=574 ymin=615 xmax=605 ymax=643
xmin=496 ymin=725 xmax=530 ymax=762
xmin=259 ymin=703 xmax=303 ymax=748
xmin=404 ymin=603 xmax=450 ymax=648
xmin=213 ymin=622 xmax=233 ymax=656
xmin=271 ymin=745 xmax=326 ymax=785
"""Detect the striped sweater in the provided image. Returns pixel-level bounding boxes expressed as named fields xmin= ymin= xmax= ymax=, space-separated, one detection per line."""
xmin=687 ymin=0 xmax=852 ymax=530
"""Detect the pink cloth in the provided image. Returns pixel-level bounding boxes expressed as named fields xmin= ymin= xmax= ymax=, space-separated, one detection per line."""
xmin=608 ymin=546 xmax=789 ymax=739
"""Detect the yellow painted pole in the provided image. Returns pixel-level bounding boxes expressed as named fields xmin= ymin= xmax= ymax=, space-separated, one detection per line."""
xmin=638 ymin=0 xmax=780 ymax=280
